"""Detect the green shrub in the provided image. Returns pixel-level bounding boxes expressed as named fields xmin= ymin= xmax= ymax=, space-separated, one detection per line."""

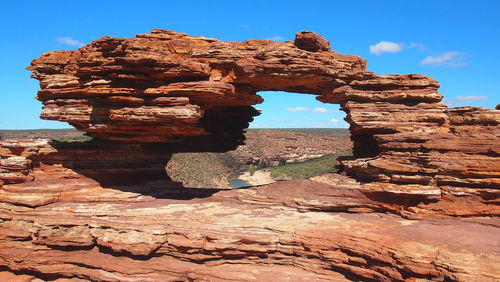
xmin=270 ymin=150 xmax=352 ymax=180
xmin=247 ymin=166 xmax=258 ymax=176
xmin=166 ymin=152 xmax=245 ymax=188
xmin=56 ymin=135 xmax=92 ymax=142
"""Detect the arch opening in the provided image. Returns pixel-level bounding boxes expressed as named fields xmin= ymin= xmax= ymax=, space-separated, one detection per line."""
xmin=166 ymin=91 xmax=360 ymax=189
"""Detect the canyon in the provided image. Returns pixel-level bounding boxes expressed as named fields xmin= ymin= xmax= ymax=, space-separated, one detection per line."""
xmin=232 ymin=129 xmax=351 ymax=166
xmin=0 ymin=30 xmax=499 ymax=281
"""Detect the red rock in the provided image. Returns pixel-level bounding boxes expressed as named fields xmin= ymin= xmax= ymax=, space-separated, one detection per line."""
xmin=0 ymin=174 xmax=498 ymax=281
xmin=20 ymin=28 xmax=500 ymax=216
xmin=294 ymin=31 xmax=331 ymax=52
xmin=0 ymin=30 xmax=498 ymax=280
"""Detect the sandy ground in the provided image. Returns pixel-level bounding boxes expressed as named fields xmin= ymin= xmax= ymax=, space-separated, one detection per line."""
xmin=237 ymin=169 xmax=275 ymax=186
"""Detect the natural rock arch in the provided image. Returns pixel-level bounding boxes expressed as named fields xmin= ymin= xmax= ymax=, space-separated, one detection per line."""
xmin=0 ymin=29 xmax=498 ymax=281
xmin=22 ymin=30 xmax=499 ymax=193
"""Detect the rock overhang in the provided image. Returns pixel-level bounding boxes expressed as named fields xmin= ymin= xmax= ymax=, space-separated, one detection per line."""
xmin=8 ymin=29 xmax=499 ymax=202
xmin=26 ymin=30 xmax=439 ymax=146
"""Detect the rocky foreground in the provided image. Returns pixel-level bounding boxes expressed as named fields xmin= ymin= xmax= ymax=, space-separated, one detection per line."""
xmin=0 ymin=168 xmax=498 ymax=281
xmin=0 ymin=30 xmax=499 ymax=280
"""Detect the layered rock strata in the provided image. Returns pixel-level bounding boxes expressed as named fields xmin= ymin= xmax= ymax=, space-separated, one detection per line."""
xmin=0 ymin=170 xmax=499 ymax=281
xmin=0 ymin=30 xmax=498 ymax=280
xmin=2 ymin=29 xmax=497 ymax=216
xmin=24 ymin=29 xmax=500 ymax=204
xmin=0 ymin=139 xmax=175 ymax=188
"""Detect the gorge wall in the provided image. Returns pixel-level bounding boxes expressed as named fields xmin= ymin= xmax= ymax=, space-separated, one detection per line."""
xmin=0 ymin=30 xmax=499 ymax=281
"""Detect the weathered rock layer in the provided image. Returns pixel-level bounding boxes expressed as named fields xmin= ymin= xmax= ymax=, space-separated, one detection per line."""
xmin=1 ymin=170 xmax=499 ymax=281
xmin=0 ymin=30 xmax=499 ymax=280
xmin=22 ymin=29 xmax=500 ymax=208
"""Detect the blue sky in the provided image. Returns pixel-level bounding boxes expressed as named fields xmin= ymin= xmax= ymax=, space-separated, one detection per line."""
xmin=1 ymin=1 xmax=499 ymax=129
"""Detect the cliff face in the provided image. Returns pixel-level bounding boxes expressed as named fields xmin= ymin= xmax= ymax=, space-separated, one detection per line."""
xmin=0 ymin=30 xmax=499 ymax=281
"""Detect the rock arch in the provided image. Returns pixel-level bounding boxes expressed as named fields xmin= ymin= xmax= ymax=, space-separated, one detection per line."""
xmin=22 ymin=30 xmax=499 ymax=193
xmin=0 ymin=29 xmax=499 ymax=281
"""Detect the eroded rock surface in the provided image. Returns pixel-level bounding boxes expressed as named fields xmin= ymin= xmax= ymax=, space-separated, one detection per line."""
xmin=1 ymin=170 xmax=499 ymax=281
xmin=25 ymin=29 xmax=500 ymax=191
xmin=21 ymin=29 xmax=500 ymax=212
xmin=0 ymin=30 xmax=499 ymax=280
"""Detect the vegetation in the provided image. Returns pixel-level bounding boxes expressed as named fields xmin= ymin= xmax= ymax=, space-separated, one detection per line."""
xmin=166 ymin=152 xmax=245 ymax=188
xmin=168 ymin=150 xmax=353 ymax=187
xmin=56 ymin=135 xmax=93 ymax=142
xmin=247 ymin=128 xmax=350 ymax=138
xmin=246 ymin=166 xmax=258 ymax=176
xmin=2 ymin=128 xmax=353 ymax=188
xmin=269 ymin=150 xmax=353 ymax=180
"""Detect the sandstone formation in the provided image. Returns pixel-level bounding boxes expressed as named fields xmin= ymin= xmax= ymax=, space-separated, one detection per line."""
xmin=1 ymin=173 xmax=499 ymax=281
xmin=0 ymin=30 xmax=499 ymax=280
xmin=22 ymin=29 xmax=500 ymax=208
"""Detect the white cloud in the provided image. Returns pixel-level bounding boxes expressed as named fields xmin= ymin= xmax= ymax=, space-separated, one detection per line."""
xmin=287 ymin=107 xmax=310 ymax=112
xmin=57 ymin=37 xmax=85 ymax=47
xmin=408 ymin=42 xmax=427 ymax=51
xmin=419 ymin=51 xmax=467 ymax=67
xmin=329 ymin=118 xmax=339 ymax=123
xmin=443 ymin=95 xmax=488 ymax=106
xmin=455 ymin=95 xmax=488 ymax=102
xmin=249 ymin=123 xmax=259 ymax=128
xmin=287 ymin=107 xmax=338 ymax=113
xmin=266 ymin=36 xmax=285 ymax=41
xmin=313 ymin=107 xmax=328 ymax=113
xmin=369 ymin=41 xmax=404 ymax=55
xmin=312 ymin=107 xmax=338 ymax=114
xmin=270 ymin=119 xmax=286 ymax=123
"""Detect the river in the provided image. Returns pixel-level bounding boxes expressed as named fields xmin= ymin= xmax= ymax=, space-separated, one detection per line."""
xmin=228 ymin=176 xmax=252 ymax=189
xmin=228 ymin=170 xmax=275 ymax=188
